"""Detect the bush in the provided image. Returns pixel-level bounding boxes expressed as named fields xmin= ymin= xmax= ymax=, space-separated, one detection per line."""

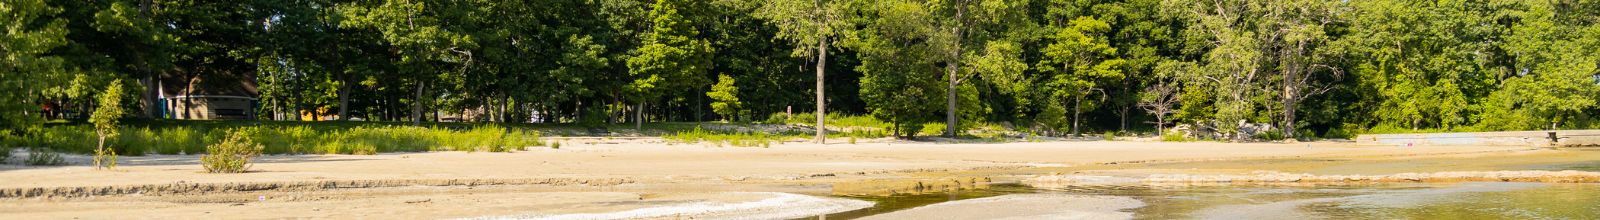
xmin=1160 ymin=132 xmax=1193 ymax=142
xmin=0 ymin=145 xmax=10 ymax=163
xmin=1103 ymin=131 xmax=1117 ymax=141
xmin=25 ymin=148 xmax=67 ymax=166
xmin=765 ymin=112 xmax=789 ymax=124
xmin=202 ymin=132 xmax=263 ymax=173
xmin=665 ymin=126 xmax=789 ymax=147
xmin=1254 ymin=130 xmax=1286 ymax=141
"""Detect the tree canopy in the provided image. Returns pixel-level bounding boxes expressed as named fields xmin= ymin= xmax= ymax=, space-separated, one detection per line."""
xmin=6 ymin=0 xmax=1599 ymax=140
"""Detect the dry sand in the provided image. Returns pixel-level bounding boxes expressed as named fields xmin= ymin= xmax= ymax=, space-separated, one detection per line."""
xmin=0 ymin=140 xmax=1556 ymax=219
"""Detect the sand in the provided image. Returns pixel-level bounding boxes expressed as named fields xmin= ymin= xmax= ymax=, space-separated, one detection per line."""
xmin=0 ymin=140 xmax=1553 ymax=218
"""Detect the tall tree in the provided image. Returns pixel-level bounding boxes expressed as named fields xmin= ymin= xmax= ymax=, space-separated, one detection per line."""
xmin=0 ymin=0 xmax=69 ymax=132
xmin=1039 ymin=16 xmax=1124 ymax=136
xmin=930 ymin=0 xmax=1027 ymax=137
xmin=340 ymin=0 xmax=476 ymax=125
xmin=754 ymin=0 xmax=854 ymax=143
xmin=626 ymin=0 xmax=712 ymax=129
xmin=855 ymin=0 xmax=945 ymax=138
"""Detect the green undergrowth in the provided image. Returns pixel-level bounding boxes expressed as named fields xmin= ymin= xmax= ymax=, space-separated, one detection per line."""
xmin=2 ymin=123 xmax=543 ymax=156
xmin=665 ymin=126 xmax=795 ymax=147
xmin=783 ymin=112 xmax=892 ymax=129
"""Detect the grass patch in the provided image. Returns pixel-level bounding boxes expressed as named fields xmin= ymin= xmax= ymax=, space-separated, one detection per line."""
xmin=1160 ymin=132 xmax=1194 ymax=142
xmin=8 ymin=122 xmax=544 ymax=155
xmin=202 ymin=131 xmax=263 ymax=173
xmin=665 ymin=126 xmax=797 ymax=147
xmin=785 ymin=112 xmax=892 ymax=129
xmin=25 ymin=148 xmax=66 ymax=166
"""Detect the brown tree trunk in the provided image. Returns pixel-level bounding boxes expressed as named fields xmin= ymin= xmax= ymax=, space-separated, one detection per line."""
xmin=815 ymin=37 xmax=828 ymax=144
xmin=338 ymin=78 xmax=350 ymax=121
xmin=412 ymin=81 xmax=425 ymax=126
xmin=944 ymin=3 xmax=967 ymax=138
xmin=1072 ymin=96 xmax=1082 ymax=137
xmin=636 ymin=101 xmax=645 ymax=130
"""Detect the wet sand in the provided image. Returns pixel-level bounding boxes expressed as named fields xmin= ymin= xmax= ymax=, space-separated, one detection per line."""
xmin=858 ymin=194 xmax=1143 ymax=220
xmin=0 ymin=140 xmax=1579 ymax=219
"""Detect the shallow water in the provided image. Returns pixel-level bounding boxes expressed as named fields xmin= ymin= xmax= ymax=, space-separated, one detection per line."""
xmin=822 ymin=182 xmax=1600 ymax=219
xmin=814 ymin=149 xmax=1600 ymax=219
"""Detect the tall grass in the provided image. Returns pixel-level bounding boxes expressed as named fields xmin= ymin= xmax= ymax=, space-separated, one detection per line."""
xmin=785 ymin=112 xmax=892 ymax=129
xmin=665 ymin=126 xmax=795 ymax=147
xmin=5 ymin=124 xmax=543 ymax=155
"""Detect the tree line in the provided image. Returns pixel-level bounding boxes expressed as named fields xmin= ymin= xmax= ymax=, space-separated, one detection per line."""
xmin=3 ymin=0 xmax=1598 ymax=141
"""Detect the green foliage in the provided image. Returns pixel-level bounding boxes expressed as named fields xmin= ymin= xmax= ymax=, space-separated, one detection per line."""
xmin=14 ymin=123 xmax=544 ymax=155
xmin=1160 ymin=132 xmax=1192 ymax=142
xmin=202 ymin=132 xmax=263 ymax=173
xmin=665 ymin=126 xmax=789 ymax=147
xmin=25 ymin=147 xmax=66 ymax=166
xmin=1253 ymin=130 xmax=1285 ymax=141
xmin=765 ymin=112 xmax=789 ymax=124
xmin=1103 ymin=131 xmax=1116 ymax=141
xmin=626 ymin=0 xmax=712 ymax=102
xmin=1040 ymin=16 xmax=1126 ymax=136
xmin=0 ymin=0 xmax=68 ymax=134
xmin=91 ymin=80 xmax=126 ymax=169
xmin=6 ymin=0 xmax=1600 ymax=144
xmin=707 ymin=74 xmax=743 ymax=121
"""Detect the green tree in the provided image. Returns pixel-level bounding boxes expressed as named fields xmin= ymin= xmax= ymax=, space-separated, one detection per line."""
xmin=626 ymin=0 xmax=713 ymax=129
xmin=1039 ymin=16 xmax=1124 ymax=136
xmin=91 ymin=79 xmax=126 ymax=169
xmin=707 ymin=74 xmax=742 ymax=121
xmin=931 ymin=0 xmax=1028 ymax=137
xmin=0 ymin=0 xmax=69 ymax=133
xmin=754 ymin=0 xmax=855 ymax=143
xmin=855 ymin=0 xmax=945 ymax=138
xmin=340 ymin=0 xmax=476 ymax=125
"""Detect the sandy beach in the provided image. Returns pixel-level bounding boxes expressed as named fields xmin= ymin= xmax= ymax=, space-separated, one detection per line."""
xmin=2 ymin=139 xmax=1591 ymax=219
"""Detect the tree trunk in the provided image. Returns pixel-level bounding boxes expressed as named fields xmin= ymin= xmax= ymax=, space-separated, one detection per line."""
xmin=1072 ymin=96 xmax=1082 ymax=137
xmin=815 ymin=37 xmax=828 ymax=144
xmin=1282 ymin=66 xmax=1297 ymax=139
xmin=140 ymin=76 xmax=154 ymax=119
xmin=95 ymin=134 xmax=105 ymax=168
xmin=1158 ymin=113 xmax=1171 ymax=136
xmin=338 ymin=78 xmax=350 ymax=121
xmin=944 ymin=3 xmax=967 ymax=138
xmin=636 ymin=101 xmax=645 ymax=130
xmin=412 ymin=81 xmax=425 ymax=126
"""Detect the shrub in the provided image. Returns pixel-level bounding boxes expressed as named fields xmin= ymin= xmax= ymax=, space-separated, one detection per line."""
xmin=1160 ymin=132 xmax=1192 ymax=142
xmin=202 ymin=132 xmax=264 ymax=173
xmin=1254 ymin=130 xmax=1286 ymax=141
xmin=1103 ymin=131 xmax=1116 ymax=141
xmin=550 ymin=141 xmax=561 ymax=149
xmin=765 ymin=112 xmax=789 ymax=124
xmin=25 ymin=148 xmax=66 ymax=166
xmin=0 ymin=145 xmax=10 ymax=162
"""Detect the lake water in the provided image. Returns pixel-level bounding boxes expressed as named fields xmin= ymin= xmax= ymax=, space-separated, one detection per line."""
xmin=816 ymin=149 xmax=1600 ymax=219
